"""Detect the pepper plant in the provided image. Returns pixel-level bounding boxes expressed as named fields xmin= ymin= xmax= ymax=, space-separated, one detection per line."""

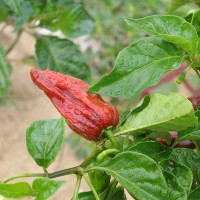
xmin=1 ymin=1 xmax=200 ymax=200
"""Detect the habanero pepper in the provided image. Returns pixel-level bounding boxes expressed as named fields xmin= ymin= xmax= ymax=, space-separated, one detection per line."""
xmin=30 ymin=69 xmax=119 ymax=141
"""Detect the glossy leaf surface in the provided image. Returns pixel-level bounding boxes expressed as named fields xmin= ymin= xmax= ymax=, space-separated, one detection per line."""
xmin=89 ymin=37 xmax=182 ymax=97
xmin=0 ymin=182 xmax=32 ymax=198
xmin=129 ymin=141 xmax=172 ymax=162
xmin=32 ymin=178 xmax=65 ymax=200
xmin=35 ymin=36 xmax=91 ymax=82
xmin=26 ymin=118 xmax=64 ymax=168
xmin=162 ymin=170 xmax=187 ymax=200
xmin=92 ymin=151 xmax=168 ymax=200
xmin=170 ymin=148 xmax=200 ymax=185
xmin=159 ymin=160 xmax=193 ymax=192
xmin=125 ymin=15 xmax=198 ymax=53
xmin=115 ymin=93 xmax=197 ymax=136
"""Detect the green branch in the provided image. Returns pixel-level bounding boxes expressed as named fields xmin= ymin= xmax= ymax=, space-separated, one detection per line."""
xmin=2 ymin=173 xmax=44 ymax=183
xmin=72 ymin=175 xmax=82 ymax=200
xmin=104 ymin=129 xmax=119 ymax=149
xmin=1 ymin=146 xmax=103 ymax=183
xmin=6 ymin=29 xmax=23 ymax=56
xmin=82 ymin=173 xmax=100 ymax=200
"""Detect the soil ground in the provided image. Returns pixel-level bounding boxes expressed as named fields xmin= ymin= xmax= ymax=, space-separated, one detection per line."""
xmin=0 ymin=25 xmax=90 ymax=200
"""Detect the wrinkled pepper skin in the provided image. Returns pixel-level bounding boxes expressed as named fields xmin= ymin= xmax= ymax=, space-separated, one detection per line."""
xmin=30 ymin=69 xmax=119 ymax=141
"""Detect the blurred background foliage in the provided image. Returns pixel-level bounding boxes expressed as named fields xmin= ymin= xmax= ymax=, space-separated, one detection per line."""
xmin=0 ymin=0 xmax=200 ymax=158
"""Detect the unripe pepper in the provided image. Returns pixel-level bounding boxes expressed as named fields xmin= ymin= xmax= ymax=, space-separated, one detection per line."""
xmin=30 ymin=69 xmax=119 ymax=141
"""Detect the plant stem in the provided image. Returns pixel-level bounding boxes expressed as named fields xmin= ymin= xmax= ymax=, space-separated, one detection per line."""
xmin=104 ymin=129 xmax=119 ymax=149
xmin=193 ymin=68 xmax=200 ymax=79
xmin=72 ymin=175 xmax=82 ymax=200
xmin=2 ymin=173 xmax=44 ymax=183
xmin=2 ymin=146 xmax=103 ymax=183
xmin=0 ymin=23 xmax=8 ymax=36
xmin=6 ymin=29 xmax=23 ymax=56
xmin=43 ymin=168 xmax=49 ymax=177
xmin=48 ymin=166 xmax=81 ymax=179
xmin=96 ymin=149 xmax=120 ymax=164
xmin=82 ymin=173 xmax=100 ymax=200
xmin=105 ymin=180 xmax=118 ymax=200
xmin=80 ymin=145 xmax=103 ymax=168
xmin=194 ymin=141 xmax=200 ymax=155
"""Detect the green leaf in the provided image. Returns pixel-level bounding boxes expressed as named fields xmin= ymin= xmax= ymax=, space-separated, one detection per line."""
xmin=144 ymin=132 xmax=172 ymax=144
xmin=129 ymin=141 xmax=172 ymax=162
xmin=115 ymin=93 xmax=197 ymax=136
xmin=159 ymin=160 xmax=193 ymax=192
xmin=187 ymin=10 xmax=200 ymax=36
xmin=3 ymin=0 xmax=22 ymax=15
xmin=0 ymin=46 xmax=12 ymax=98
xmin=122 ymin=133 xmax=131 ymax=151
xmin=92 ymin=151 xmax=168 ymax=200
xmin=110 ymin=186 xmax=127 ymax=200
xmin=0 ymin=182 xmax=33 ymax=198
xmin=35 ymin=36 xmax=91 ymax=83
xmin=118 ymin=108 xmax=131 ymax=127
xmin=188 ymin=187 xmax=200 ymax=200
xmin=162 ymin=170 xmax=187 ymax=200
xmin=170 ymin=148 xmax=200 ymax=186
xmin=32 ymin=178 xmax=65 ymax=200
xmin=40 ymin=4 xmax=94 ymax=38
xmin=14 ymin=1 xmax=35 ymax=31
xmin=88 ymin=170 xmax=110 ymax=193
xmin=117 ymin=96 xmax=150 ymax=128
xmin=168 ymin=0 xmax=200 ymax=13
xmin=125 ymin=15 xmax=198 ymax=53
xmin=88 ymin=37 xmax=183 ymax=97
xmin=174 ymin=130 xmax=200 ymax=145
xmin=78 ymin=191 xmax=95 ymax=200
xmin=26 ymin=118 xmax=64 ymax=168
xmin=0 ymin=6 xmax=7 ymax=22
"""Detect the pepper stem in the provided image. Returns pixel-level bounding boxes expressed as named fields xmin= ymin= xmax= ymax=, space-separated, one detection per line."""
xmin=80 ymin=145 xmax=103 ymax=168
xmin=2 ymin=173 xmax=45 ymax=183
xmin=105 ymin=180 xmax=118 ymax=200
xmin=72 ymin=175 xmax=82 ymax=200
xmin=82 ymin=173 xmax=100 ymax=200
xmin=104 ymin=129 xmax=119 ymax=149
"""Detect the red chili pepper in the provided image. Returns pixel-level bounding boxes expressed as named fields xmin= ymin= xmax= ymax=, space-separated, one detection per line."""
xmin=30 ymin=69 xmax=119 ymax=141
